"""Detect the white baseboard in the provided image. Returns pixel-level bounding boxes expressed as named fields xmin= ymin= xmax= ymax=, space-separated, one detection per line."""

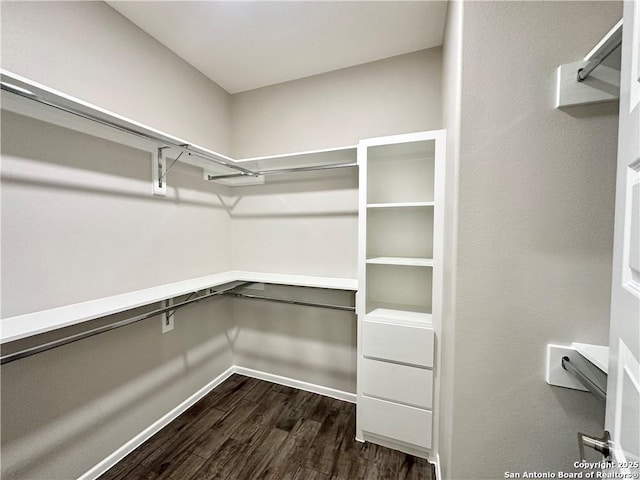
xmin=435 ymin=453 xmax=442 ymax=480
xmin=78 ymin=365 xmax=355 ymax=480
xmin=232 ymin=366 xmax=357 ymax=404
xmin=362 ymin=432 xmax=430 ymax=460
xmin=77 ymin=366 xmax=235 ymax=480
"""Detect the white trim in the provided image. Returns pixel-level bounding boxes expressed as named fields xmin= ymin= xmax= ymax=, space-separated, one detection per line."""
xmin=77 ymin=366 xmax=235 ymax=480
xmin=232 ymin=366 xmax=357 ymax=404
xmin=359 ymin=129 xmax=446 ymax=148
xmin=435 ymin=453 xmax=442 ymax=480
xmin=612 ymin=339 xmax=640 ymax=469
xmin=361 ymin=432 xmax=430 ymax=459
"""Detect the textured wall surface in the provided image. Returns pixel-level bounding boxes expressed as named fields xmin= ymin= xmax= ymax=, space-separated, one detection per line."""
xmin=1 ymin=3 xmax=236 ymax=479
xmin=443 ymin=2 xmax=621 ymax=478
xmin=231 ymin=48 xmax=443 ymax=158
xmin=1 ymin=112 xmax=232 ymax=316
xmin=1 ymin=1 xmax=232 ymax=154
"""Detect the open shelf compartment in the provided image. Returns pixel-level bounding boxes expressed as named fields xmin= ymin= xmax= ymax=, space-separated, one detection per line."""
xmin=367 ymin=206 xmax=434 ymax=260
xmin=365 ymin=263 xmax=433 ymax=324
xmin=367 ymin=139 xmax=436 ymax=204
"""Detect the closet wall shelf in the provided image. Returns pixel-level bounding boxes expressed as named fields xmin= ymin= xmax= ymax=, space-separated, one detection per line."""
xmin=0 ymin=70 xmax=358 ymax=191
xmin=209 ymin=145 xmax=358 ymax=185
xmin=367 ymin=306 xmax=432 ymax=326
xmin=0 ymin=271 xmax=358 ymax=344
xmin=367 ymin=202 xmax=434 ymax=208
xmin=366 ymin=257 xmax=434 ymax=267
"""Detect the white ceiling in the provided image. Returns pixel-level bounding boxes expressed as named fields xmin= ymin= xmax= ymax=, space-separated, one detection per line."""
xmin=107 ymin=1 xmax=447 ymax=94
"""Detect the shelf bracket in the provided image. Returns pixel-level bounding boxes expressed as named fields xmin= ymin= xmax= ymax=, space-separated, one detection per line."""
xmin=152 ymin=147 xmax=167 ymax=196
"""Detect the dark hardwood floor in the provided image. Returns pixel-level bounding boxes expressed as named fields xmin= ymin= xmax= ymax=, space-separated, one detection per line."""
xmin=98 ymin=374 xmax=435 ymax=480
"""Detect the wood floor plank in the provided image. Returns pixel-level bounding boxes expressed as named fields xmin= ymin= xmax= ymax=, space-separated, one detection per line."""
xmin=305 ymin=397 xmax=351 ymax=474
xmin=293 ymin=466 xmax=330 ymax=480
xmin=364 ymin=445 xmax=402 ymax=480
xmin=397 ymin=455 xmax=434 ymax=480
xmin=330 ymin=446 xmax=370 ymax=480
xmin=308 ymin=394 xmax=337 ymax=423
xmin=141 ymin=407 xmax=226 ymax=475
xmin=274 ymin=389 xmax=323 ymax=432
xmin=198 ymin=375 xmax=246 ymax=407
xmin=187 ymin=437 xmax=247 ymax=480
xmin=155 ymin=451 xmax=207 ymax=480
xmin=243 ymin=377 xmax=275 ymax=402
xmin=211 ymin=376 xmax=261 ymax=412
xmin=231 ymin=389 xmax=288 ymax=440
xmin=225 ymin=427 xmax=289 ymax=480
xmin=191 ymin=398 xmax=259 ymax=458
xmin=100 ymin=376 xmax=436 ymax=480
xmin=117 ymin=465 xmax=158 ymax=480
xmin=98 ymin=396 xmax=220 ymax=480
xmin=98 ymin=456 xmax=141 ymax=480
xmin=261 ymin=418 xmax=323 ymax=480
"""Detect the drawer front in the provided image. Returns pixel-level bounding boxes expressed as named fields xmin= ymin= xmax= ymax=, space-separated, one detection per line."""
xmin=362 ymin=319 xmax=434 ymax=367
xmin=362 ymin=358 xmax=433 ymax=409
xmin=360 ymin=396 xmax=432 ymax=449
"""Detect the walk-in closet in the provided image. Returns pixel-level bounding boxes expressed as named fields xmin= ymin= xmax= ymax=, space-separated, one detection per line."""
xmin=1 ymin=2 xmax=638 ymax=480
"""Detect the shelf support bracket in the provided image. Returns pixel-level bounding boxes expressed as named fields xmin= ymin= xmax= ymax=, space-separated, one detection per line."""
xmin=152 ymin=147 xmax=167 ymax=196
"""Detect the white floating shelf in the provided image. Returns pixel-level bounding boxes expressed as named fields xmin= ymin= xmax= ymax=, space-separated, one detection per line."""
xmin=0 ymin=70 xmax=358 ymax=189
xmin=367 ymin=305 xmax=432 ymax=325
xmin=367 ymin=202 xmax=434 ymax=208
xmin=366 ymin=257 xmax=434 ymax=267
xmin=0 ymin=271 xmax=358 ymax=344
xmin=236 ymin=145 xmax=357 ymax=170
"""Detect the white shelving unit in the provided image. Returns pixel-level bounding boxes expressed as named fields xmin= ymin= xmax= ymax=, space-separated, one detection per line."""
xmin=356 ymin=130 xmax=445 ymax=458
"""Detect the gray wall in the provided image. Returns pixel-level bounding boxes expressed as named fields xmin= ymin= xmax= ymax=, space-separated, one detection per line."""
xmin=230 ymin=284 xmax=357 ymax=394
xmin=1 ymin=2 xmax=235 ymax=479
xmin=0 ymin=110 xmax=236 ymax=480
xmin=440 ymin=2 xmax=621 ymax=478
xmin=230 ymin=48 xmax=443 ymax=158
xmin=1 ymin=0 xmax=232 ymax=155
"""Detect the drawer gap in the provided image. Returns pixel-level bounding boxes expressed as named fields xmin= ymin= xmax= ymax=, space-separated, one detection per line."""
xmin=362 ymin=355 xmax=432 ymax=370
xmin=362 ymin=393 xmax=433 ymax=411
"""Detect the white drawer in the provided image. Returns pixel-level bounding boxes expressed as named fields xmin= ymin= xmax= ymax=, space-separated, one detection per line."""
xmin=362 ymin=319 xmax=434 ymax=367
xmin=360 ymin=395 xmax=432 ymax=449
xmin=362 ymin=358 xmax=432 ymax=409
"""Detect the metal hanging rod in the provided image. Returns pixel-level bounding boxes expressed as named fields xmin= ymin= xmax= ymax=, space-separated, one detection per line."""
xmin=224 ymin=291 xmax=356 ymax=312
xmin=0 ymin=282 xmax=355 ymax=364
xmin=207 ymin=161 xmax=358 ymax=181
xmin=0 ymin=81 xmax=254 ymax=177
xmin=0 ymin=281 xmax=250 ymax=365
xmin=562 ymin=356 xmax=607 ymax=402
xmin=577 ymin=21 xmax=623 ymax=82
xmin=2 ymin=78 xmax=356 ymax=181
